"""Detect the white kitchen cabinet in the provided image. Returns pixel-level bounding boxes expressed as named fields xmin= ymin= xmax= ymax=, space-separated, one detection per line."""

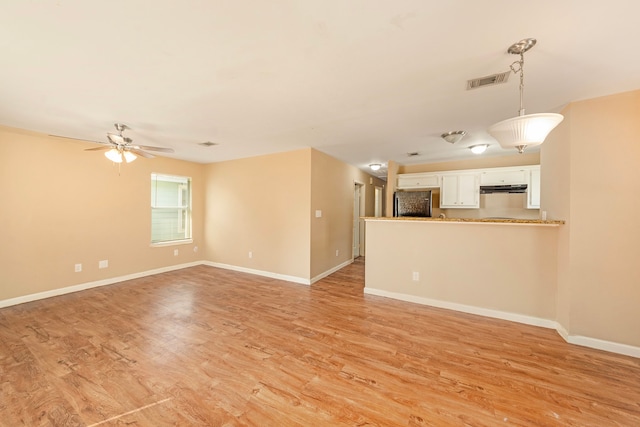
xmin=440 ymin=173 xmax=479 ymax=208
xmin=527 ymin=167 xmax=541 ymax=209
xmin=480 ymin=168 xmax=528 ymax=185
xmin=397 ymin=173 xmax=440 ymax=189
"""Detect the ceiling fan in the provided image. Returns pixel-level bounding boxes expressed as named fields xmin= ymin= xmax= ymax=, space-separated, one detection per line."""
xmin=83 ymin=123 xmax=175 ymax=163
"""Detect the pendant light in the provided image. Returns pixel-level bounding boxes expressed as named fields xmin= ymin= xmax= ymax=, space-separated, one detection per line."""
xmin=488 ymin=38 xmax=563 ymax=154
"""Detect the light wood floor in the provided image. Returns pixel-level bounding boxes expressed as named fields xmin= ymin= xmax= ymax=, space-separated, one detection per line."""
xmin=1 ymin=259 xmax=639 ymax=426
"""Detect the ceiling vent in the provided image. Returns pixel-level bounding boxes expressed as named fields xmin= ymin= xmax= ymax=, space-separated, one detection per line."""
xmin=198 ymin=141 xmax=219 ymax=147
xmin=467 ymin=71 xmax=510 ymax=90
xmin=407 ymin=152 xmax=420 ymax=157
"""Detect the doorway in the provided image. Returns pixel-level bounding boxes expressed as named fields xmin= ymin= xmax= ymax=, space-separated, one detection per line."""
xmin=353 ymin=182 xmax=364 ymax=258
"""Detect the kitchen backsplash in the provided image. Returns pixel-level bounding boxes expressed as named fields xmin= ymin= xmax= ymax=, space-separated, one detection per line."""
xmin=431 ymin=191 xmax=540 ymax=220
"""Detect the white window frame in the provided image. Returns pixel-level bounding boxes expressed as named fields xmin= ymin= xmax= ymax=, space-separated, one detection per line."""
xmin=150 ymin=173 xmax=193 ymax=246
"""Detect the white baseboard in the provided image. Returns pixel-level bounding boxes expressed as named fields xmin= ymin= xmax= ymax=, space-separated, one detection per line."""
xmin=563 ymin=331 xmax=640 ymax=358
xmin=310 ymin=259 xmax=353 ymax=284
xmin=0 ymin=260 xmax=351 ymax=309
xmin=0 ymin=261 xmax=204 ymax=309
xmin=364 ymin=287 xmax=640 ymax=359
xmin=364 ymin=287 xmax=557 ymax=329
xmin=203 ymin=261 xmax=311 ymax=285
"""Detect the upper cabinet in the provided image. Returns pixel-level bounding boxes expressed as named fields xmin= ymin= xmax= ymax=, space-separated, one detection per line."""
xmin=396 ymin=165 xmax=540 ymax=210
xmin=480 ymin=169 xmax=528 ymax=186
xmin=396 ymin=173 xmax=440 ymax=190
xmin=440 ymin=173 xmax=480 ymax=208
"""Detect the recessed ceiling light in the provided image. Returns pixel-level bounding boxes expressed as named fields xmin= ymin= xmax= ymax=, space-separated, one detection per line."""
xmin=198 ymin=141 xmax=219 ymax=147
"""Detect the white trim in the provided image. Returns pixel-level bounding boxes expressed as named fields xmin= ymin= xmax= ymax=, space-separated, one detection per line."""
xmin=0 ymin=261 xmax=204 ymax=308
xmin=556 ymin=322 xmax=570 ymax=341
xmin=310 ymin=259 xmax=353 ymax=284
xmin=364 ymin=287 xmax=556 ymax=329
xmin=564 ymin=333 xmax=640 ymax=359
xmin=364 ymin=287 xmax=640 ymax=358
xmin=203 ymin=261 xmax=311 ymax=285
xmin=149 ymin=239 xmax=193 ymax=247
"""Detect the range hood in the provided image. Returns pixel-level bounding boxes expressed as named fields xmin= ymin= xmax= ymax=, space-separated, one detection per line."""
xmin=480 ymin=184 xmax=528 ymax=194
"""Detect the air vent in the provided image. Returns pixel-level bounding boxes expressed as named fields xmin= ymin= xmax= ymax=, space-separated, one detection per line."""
xmin=467 ymin=71 xmax=510 ymax=90
xmin=198 ymin=141 xmax=219 ymax=147
xmin=407 ymin=152 xmax=420 ymax=157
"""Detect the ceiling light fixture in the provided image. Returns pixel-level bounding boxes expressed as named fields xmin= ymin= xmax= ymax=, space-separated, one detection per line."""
xmin=487 ymin=38 xmax=563 ymax=154
xmin=469 ymin=144 xmax=489 ymax=154
xmin=104 ymin=148 xmax=137 ymax=163
xmin=369 ymin=163 xmax=382 ymax=171
xmin=441 ymin=130 xmax=466 ymax=144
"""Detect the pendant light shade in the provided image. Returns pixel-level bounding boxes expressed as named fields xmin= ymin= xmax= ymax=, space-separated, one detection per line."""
xmin=105 ymin=148 xmax=123 ymax=163
xmin=123 ymin=151 xmax=137 ymax=163
xmin=488 ymin=113 xmax=563 ymax=153
xmin=489 ymin=38 xmax=563 ymax=153
xmin=105 ymin=148 xmax=138 ymax=163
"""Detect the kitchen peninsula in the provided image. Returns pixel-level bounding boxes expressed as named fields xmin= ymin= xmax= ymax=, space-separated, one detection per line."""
xmin=363 ymin=216 xmax=563 ymax=330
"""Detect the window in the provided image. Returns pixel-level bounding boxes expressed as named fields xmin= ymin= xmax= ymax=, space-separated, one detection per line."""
xmin=151 ymin=173 xmax=192 ymax=244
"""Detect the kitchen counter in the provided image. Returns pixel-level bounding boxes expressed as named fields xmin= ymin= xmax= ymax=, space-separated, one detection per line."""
xmin=363 ymin=217 xmax=564 ymax=226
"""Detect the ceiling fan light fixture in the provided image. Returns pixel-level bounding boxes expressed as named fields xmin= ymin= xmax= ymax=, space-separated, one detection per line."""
xmin=441 ymin=131 xmax=466 ymax=144
xmin=469 ymin=144 xmax=489 ymax=154
xmin=123 ymin=151 xmax=137 ymax=163
xmin=105 ymin=148 xmax=123 ymax=163
xmin=488 ymin=38 xmax=563 ymax=153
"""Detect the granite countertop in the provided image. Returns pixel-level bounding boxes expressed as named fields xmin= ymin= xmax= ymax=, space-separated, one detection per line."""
xmin=363 ymin=217 xmax=565 ymax=226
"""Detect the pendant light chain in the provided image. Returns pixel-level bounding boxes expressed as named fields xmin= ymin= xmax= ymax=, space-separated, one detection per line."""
xmin=510 ymin=52 xmax=526 ymax=117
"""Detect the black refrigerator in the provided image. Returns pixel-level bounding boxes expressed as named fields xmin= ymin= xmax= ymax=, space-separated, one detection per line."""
xmin=393 ymin=191 xmax=432 ymax=217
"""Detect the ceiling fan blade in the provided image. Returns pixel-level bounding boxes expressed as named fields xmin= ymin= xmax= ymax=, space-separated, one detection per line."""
xmin=84 ymin=146 xmax=112 ymax=151
xmin=129 ymin=148 xmax=155 ymax=159
xmin=135 ymin=145 xmax=175 ymax=153
xmin=49 ymin=134 xmax=105 ymax=144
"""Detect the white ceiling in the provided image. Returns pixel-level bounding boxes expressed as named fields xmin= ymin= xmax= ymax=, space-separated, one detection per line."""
xmin=2 ymin=1 xmax=639 ymax=178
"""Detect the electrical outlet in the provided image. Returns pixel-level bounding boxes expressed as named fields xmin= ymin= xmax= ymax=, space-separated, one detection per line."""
xmin=74 ymin=264 xmax=82 ymax=273
xmin=174 ymin=249 xmax=179 ymax=256
xmin=249 ymin=251 xmax=253 ymax=259
xmin=99 ymin=260 xmax=108 ymax=269
xmin=412 ymin=271 xmax=419 ymax=281
xmin=193 ymin=246 xmax=198 ymax=252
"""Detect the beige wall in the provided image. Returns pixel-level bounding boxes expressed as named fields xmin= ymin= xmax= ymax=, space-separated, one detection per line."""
xmin=202 ymin=148 xmax=384 ymax=282
xmin=384 ymin=160 xmax=399 ymax=217
xmin=399 ymin=152 xmax=540 ymax=174
xmin=310 ymin=150 xmax=385 ymax=278
xmin=365 ymin=220 xmax=558 ymax=320
xmin=1 ymin=132 xmax=383 ymax=302
xmin=203 ymin=149 xmax=312 ymax=280
xmin=543 ymin=90 xmax=640 ymax=347
xmin=0 ymin=126 xmax=205 ymax=301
